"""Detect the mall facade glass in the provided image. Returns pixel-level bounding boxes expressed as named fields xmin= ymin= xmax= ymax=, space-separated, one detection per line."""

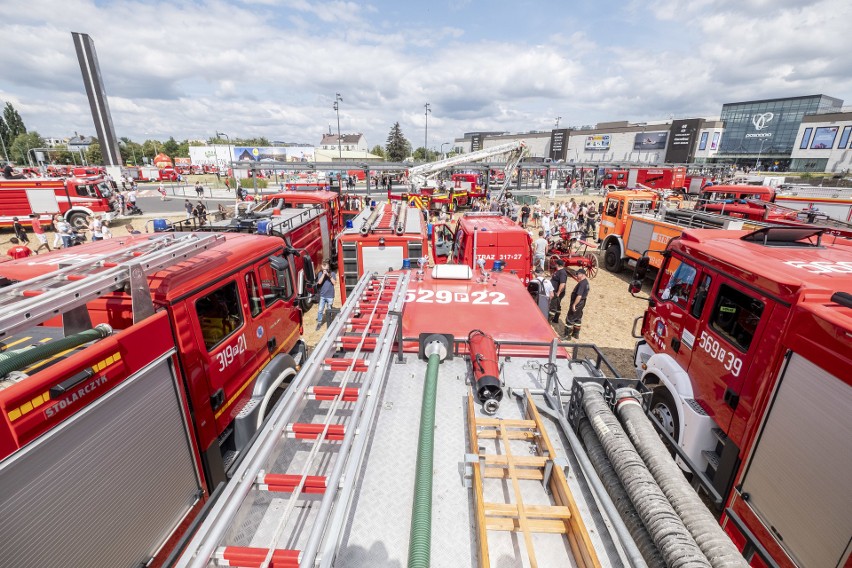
xmin=716 ymin=95 xmax=842 ymax=164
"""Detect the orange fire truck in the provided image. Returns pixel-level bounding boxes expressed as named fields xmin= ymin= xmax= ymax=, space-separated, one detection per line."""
xmin=598 ymin=189 xmax=768 ymax=273
xmin=432 ymin=212 xmax=534 ymax=283
xmin=337 ymin=200 xmax=427 ymax=302
xmin=631 ymin=226 xmax=852 ymax=567
xmin=0 ymin=176 xmax=115 ymax=229
xmin=0 ymin=233 xmax=307 ymax=567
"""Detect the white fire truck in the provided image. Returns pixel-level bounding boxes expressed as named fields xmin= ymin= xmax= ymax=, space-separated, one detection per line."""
xmin=632 ymin=226 xmax=852 ymax=567
xmin=0 ymin=233 xmax=308 ymax=567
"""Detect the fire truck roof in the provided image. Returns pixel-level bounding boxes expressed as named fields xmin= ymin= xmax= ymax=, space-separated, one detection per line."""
xmin=676 ymin=228 xmax=852 ymax=303
xmin=0 ymin=233 xmax=283 ymax=304
xmin=457 ymin=213 xmax=530 ymax=233
xmin=262 ymin=190 xmax=338 ymax=203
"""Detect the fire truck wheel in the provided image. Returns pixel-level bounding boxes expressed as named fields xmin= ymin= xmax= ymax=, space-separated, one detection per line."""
xmin=67 ymin=212 xmax=88 ymax=230
xmin=603 ymin=243 xmax=623 ymax=273
xmin=649 ymin=386 xmax=680 ymax=443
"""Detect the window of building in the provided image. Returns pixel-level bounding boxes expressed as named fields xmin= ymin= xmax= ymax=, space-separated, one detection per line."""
xmin=698 ymin=132 xmax=708 ymax=150
xmin=810 ymin=127 xmax=838 ymax=150
xmin=800 ymin=128 xmax=813 ymax=149
xmin=246 ymin=272 xmax=262 ymax=317
xmin=196 ymin=281 xmax=244 ymax=351
xmin=710 ymin=284 xmax=763 ymax=352
xmin=837 ymin=126 xmax=852 ymax=149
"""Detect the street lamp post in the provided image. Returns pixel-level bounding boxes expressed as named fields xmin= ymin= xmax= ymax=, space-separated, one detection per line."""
xmin=440 ymin=142 xmax=450 ymax=160
xmin=0 ymin=134 xmax=8 ymax=163
xmin=555 ymin=116 xmax=561 ymax=129
xmin=424 ymin=103 xmax=431 ymax=158
xmin=334 ymin=93 xmax=343 ymax=160
xmin=216 ymin=131 xmax=237 ymax=191
xmin=756 ymin=139 xmax=766 ymax=170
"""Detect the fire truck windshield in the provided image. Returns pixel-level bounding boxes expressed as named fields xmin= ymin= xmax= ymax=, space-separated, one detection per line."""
xmin=95 ymin=182 xmax=113 ymax=198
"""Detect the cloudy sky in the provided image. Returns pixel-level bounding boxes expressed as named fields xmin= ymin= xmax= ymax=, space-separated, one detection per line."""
xmin=1 ymin=0 xmax=850 ymax=150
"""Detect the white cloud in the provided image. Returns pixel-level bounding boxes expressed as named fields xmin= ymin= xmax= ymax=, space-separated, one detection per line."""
xmin=0 ymin=0 xmax=848 ymax=152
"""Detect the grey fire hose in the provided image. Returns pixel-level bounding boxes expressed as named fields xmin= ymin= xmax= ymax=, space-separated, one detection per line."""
xmin=582 ymin=384 xmax=710 ymax=568
xmin=615 ymin=389 xmax=748 ymax=568
xmin=579 ymin=419 xmax=666 ymax=568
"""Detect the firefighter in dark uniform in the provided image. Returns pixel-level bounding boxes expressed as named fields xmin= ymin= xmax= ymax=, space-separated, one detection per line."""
xmin=564 ymin=268 xmax=589 ymax=340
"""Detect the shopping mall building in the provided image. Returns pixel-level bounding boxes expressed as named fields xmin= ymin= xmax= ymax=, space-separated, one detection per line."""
xmin=454 ymin=94 xmax=852 ymax=173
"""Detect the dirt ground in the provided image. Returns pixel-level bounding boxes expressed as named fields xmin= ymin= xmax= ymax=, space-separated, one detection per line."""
xmin=2 ymin=195 xmax=648 ymax=377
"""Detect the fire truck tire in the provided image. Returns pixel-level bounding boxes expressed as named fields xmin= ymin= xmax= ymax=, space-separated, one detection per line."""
xmin=67 ymin=212 xmax=88 ymax=230
xmin=256 ymin=355 xmax=298 ymax=425
xmin=649 ymin=386 xmax=680 ymax=443
xmin=604 ymin=243 xmax=624 ymax=273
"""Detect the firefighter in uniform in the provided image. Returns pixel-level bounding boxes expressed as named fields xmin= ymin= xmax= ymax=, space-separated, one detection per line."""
xmin=564 ymin=268 xmax=589 ymax=340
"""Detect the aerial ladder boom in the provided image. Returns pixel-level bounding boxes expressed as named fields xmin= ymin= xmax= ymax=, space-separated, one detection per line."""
xmin=493 ymin=143 xmax=529 ymax=202
xmin=408 ymin=140 xmax=526 ymax=189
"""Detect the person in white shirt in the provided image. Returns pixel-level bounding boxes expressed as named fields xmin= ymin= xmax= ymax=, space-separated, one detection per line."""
xmin=533 ymin=273 xmax=555 ymax=319
xmin=533 ymin=230 xmax=548 ymax=273
xmin=541 ymin=213 xmax=551 ymax=238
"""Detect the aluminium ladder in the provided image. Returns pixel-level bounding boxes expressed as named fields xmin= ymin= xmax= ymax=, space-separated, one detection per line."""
xmin=467 ymin=389 xmax=601 ymax=568
xmin=175 ymin=271 xmax=409 ymax=568
xmin=0 ymin=233 xmax=224 ymax=339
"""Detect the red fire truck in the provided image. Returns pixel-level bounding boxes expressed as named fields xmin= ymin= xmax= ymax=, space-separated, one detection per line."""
xmin=260 ymin=190 xmax=345 ymax=238
xmin=337 ymin=200 xmax=427 ymax=302
xmin=432 ymin=212 xmax=533 ymax=283
xmin=601 ymin=166 xmax=687 ymax=192
xmin=0 ymin=176 xmax=115 ymax=229
xmin=631 ymin=226 xmax=852 ymax=567
xmin=0 ymin=233 xmax=307 ymax=567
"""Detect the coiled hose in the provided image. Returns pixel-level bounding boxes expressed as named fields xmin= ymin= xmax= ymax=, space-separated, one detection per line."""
xmin=582 ymin=384 xmax=710 ymax=568
xmin=0 ymin=324 xmax=113 ymax=378
xmin=407 ymin=351 xmax=441 ymax=568
xmin=616 ymin=389 xmax=748 ymax=568
xmin=579 ymin=418 xmax=666 ymax=568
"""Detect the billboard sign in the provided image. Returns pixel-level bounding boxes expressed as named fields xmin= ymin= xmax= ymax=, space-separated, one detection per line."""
xmin=585 ymin=134 xmax=611 ymax=150
xmin=810 ymin=126 xmax=838 ymax=149
xmin=471 ymin=134 xmax=483 ymax=152
xmin=665 ymin=119 xmax=702 ymax=163
xmin=549 ymin=129 xmax=569 ymax=160
xmin=634 ymin=132 xmax=668 ymax=150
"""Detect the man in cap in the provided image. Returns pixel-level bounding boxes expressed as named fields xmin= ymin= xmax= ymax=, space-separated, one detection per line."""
xmin=565 ymin=268 xmax=589 ymax=340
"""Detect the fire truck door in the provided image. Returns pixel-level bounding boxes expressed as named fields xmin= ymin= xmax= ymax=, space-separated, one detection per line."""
xmin=686 ymin=279 xmax=772 ymax=435
xmin=650 ymin=255 xmax=704 ymax=372
xmin=431 ymin=223 xmax=454 ymax=264
xmin=27 ymin=189 xmax=60 ymax=213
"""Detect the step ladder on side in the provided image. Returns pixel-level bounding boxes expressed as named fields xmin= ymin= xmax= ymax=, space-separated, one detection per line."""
xmin=0 ymin=233 xmax=224 ymax=339
xmin=175 ymin=271 xmax=410 ymax=568
xmin=467 ymin=388 xmax=602 ymax=568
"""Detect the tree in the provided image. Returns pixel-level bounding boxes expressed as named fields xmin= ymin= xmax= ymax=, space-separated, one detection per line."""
xmin=385 ymin=122 xmax=410 ymax=162
xmin=141 ymin=139 xmax=162 ymax=162
xmin=119 ymin=137 xmax=144 ymax=165
xmin=2 ymin=102 xmax=26 ymax=154
xmin=412 ymin=147 xmax=439 ymax=162
xmin=86 ymin=142 xmax=103 ymax=165
xmin=370 ymin=144 xmax=386 ymax=159
xmin=9 ymin=132 xmax=44 ymax=165
xmin=162 ymin=136 xmax=180 ymax=157
xmin=52 ymin=148 xmax=75 ymax=165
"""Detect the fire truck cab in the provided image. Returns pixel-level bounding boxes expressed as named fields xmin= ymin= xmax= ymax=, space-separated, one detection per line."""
xmin=632 ymin=227 xmax=852 ymax=567
xmin=0 ymin=233 xmax=306 ymax=567
xmin=432 ymin=212 xmax=533 ymax=283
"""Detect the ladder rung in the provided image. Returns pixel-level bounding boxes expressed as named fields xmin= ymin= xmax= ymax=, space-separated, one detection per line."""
xmin=66 ymin=274 xmax=87 ymax=281
xmin=215 ymin=546 xmax=300 ymax=567
xmin=477 ymin=429 xmax=538 ymax=440
xmin=287 ymin=423 xmax=346 ymax=441
xmin=323 ymin=358 xmax=369 ymax=372
xmin=484 ymin=517 xmax=568 ymax=534
xmin=483 ymin=468 xmax=543 ymax=480
xmin=484 ymin=503 xmax=572 ymax=519
xmin=476 ymin=418 xmax=537 ymax=428
xmin=339 ymin=336 xmax=377 ymax=351
xmin=308 ymin=386 xmax=360 ymax=402
xmin=257 ymin=473 xmax=327 ymax=494
xmin=22 ymin=290 xmax=43 ymax=298
xmin=482 ymin=454 xmax=549 ymax=467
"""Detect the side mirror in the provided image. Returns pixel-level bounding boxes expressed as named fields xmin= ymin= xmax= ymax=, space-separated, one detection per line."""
xmin=633 ymin=256 xmax=651 ymax=281
xmin=629 ymin=280 xmax=642 ymax=295
xmin=302 ymin=254 xmax=316 ymax=284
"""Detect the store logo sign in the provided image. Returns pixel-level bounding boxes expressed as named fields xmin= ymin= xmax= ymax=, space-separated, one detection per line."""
xmin=752 ymin=112 xmax=774 ymax=130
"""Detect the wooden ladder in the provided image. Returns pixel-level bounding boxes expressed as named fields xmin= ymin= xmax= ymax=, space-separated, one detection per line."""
xmin=467 ymin=389 xmax=601 ymax=568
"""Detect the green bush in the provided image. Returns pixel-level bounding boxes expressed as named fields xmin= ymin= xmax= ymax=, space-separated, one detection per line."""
xmin=228 ymin=177 xmax=268 ymax=189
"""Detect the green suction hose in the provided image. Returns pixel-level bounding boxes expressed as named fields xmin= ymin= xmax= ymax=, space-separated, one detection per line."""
xmin=0 ymin=324 xmax=113 ymax=378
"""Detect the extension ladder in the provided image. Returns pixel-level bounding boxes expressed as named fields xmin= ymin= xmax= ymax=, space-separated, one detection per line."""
xmin=467 ymin=389 xmax=601 ymax=568
xmin=0 ymin=233 xmax=223 ymax=339
xmin=176 ymin=271 xmax=409 ymax=568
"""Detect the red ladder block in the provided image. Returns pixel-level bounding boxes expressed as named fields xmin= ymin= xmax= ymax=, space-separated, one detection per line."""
xmin=323 ymin=358 xmax=369 ymax=372
xmin=287 ymin=423 xmax=346 ymax=441
xmin=339 ymin=336 xmax=377 ymax=351
xmin=256 ymin=473 xmax=327 ymax=494
xmin=308 ymin=386 xmax=360 ymax=402
xmin=214 ymin=546 xmax=300 ymax=567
